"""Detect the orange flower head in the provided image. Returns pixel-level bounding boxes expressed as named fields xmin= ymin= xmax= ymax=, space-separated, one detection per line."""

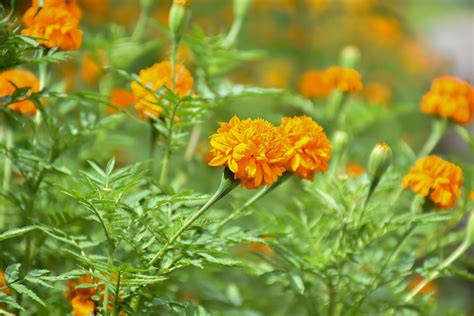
xmin=469 ymin=191 xmax=474 ymax=201
xmin=364 ymin=82 xmax=391 ymax=106
xmin=106 ymin=88 xmax=136 ymax=115
xmin=65 ymin=275 xmax=97 ymax=316
xmin=298 ymin=70 xmax=332 ymax=99
xmin=0 ymin=69 xmax=40 ymax=115
xmin=130 ymin=61 xmax=194 ymax=119
xmin=23 ymin=0 xmax=82 ymax=25
xmin=80 ymin=50 xmax=107 ymax=85
xmin=402 ymin=155 xmax=463 ymax=209
xmin=21 ymin=5 xmax=83 ymax=50
xmin=347 ymin=163 xmax=364 ymax=177
xmin=0 ymin=271 xmax=12 ymax=295
xmin=208 ymin=116 xmax=291 ymax=189
xmin=408 ymin=275 xmax=438 ymax=297
xmin=421 ymin=76 xmax=474 ymax=124
xmin=278 ymin=116 xmax=331 ymax=180
xmin=324 ymin=66 xmax=363 ymax=93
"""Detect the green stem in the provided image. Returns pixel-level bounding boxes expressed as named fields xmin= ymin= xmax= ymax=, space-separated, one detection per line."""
xmin=131 ymin=5 xmax=150 ymax=41
xmin=404 ymin=239 xmax=470 ymax=302
xmin=112 ymin=271 xmax=121 ymax=316
xmin=149 ymin=170 xmax=238 ymax=267
xmin=418 ymin=118 xmax=447 ymax=158
xmin=2 ymin=126 xmax=12 ymax=193
xmin=224 ymin=17 xmax=244 ymax=46
xmin=327 ymin=278 xmax=336 ymax=316
xmin=103 ymin=243 xmax=115 ymax=316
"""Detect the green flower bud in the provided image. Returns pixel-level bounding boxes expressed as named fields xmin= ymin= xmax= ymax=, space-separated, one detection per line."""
xmin=234 ymin=0 xmax=252 ymax=18
xmin=169 ymin=0 xmax=192 ymax=42
xmin=340 ymin=46 xmax=360 ymax=68
xmin=368 ymin=143 xmax=392 ymax=181
xmin=332 ymin=131 xmax=349 ymax=152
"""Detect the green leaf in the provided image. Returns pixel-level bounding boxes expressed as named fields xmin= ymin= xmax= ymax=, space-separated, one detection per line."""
xmin=0 ymin=226 xmax=37 ymax=241
xmin=10 ymin=283 xmax=45 ymax=307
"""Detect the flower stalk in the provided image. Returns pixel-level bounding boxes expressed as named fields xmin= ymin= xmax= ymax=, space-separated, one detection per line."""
xmin=150 ymin=169 xmax=238 ymax=266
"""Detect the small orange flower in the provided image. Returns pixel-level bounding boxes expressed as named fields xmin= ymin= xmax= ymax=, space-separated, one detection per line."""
xmin=364 ymin=82 xmax=391 ymax=106
xmin=106 ymin=88 xmax=136 ymax=115
xmin=0 ymin=271 xmax=12 ymax=295
xmin=298 ymin=70 xmax=332 ymax=99
xmin=347 ymin=163 xmax=364 ymax=177
xmin=421 ymin=76 xmax=474 ymax=125
xmin=21 ymin=6 xmax=83 ymax=51
xmin=408 ymin=275 xmax=438 ymax=297
xmin=0 ymin=69 xmax=40 ymax=115
xmin=278 ymin=116 xmax=331 ymax=180
xmin=65 ymin=275 xmax=97 ymax=316
xmin=324 ymin=66 xmax=363 ymax=93
xmin=130 ymin=61 xmax=194 ymax=119
xmin=208 ymin=116 xmax=291 ymax=189
xmin=22 ymin=0 xmax=82 ymax=25
xmin=469 ymin=191 xmax=474 ymax=201
xmin=402 ymin=155 xmax=463 ymax=209
xmin=80 ymin=50 xmax=107 ymax=85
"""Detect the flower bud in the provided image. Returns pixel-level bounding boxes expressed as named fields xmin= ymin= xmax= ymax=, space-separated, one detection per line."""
xmin=332 ymin=131 xmax=349 ymax=152
xmin=368 ymin=143 xmax=392 ymax=181
xmin=340 ymin=46 xmax=360 ymax=68
xmin=169 ymin=0 xmax=192 ymax=42
xmin=234 ymin=0 xmax=252 ymax=18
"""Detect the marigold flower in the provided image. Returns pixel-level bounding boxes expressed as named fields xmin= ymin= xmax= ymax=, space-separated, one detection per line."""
xmin=106 ymin=88 xmax=136 ymax=115
xmin=208 ymin=116 xmax=291 ymax=189
xmin=130 ymin=61 xmax=194 ymax=119
xmin=65 ymin=275 xmax=97 ymax=316
xmin=421 ymin=76 xmax=474 ymax=125
xmin=298 ymin=70 xmax=332 ymax=99
xmin=80 ymin=50 xmax=107 ymax=85
xmin=21 ymin=6 xmax=83 ymax=51
xmin=22 ymin=0 xmax=82 ymax=25
xmin=408 ymin=275 xmax=438 ymax=297
xmin=0 ymin=69 xmax=40 ymax=115
xmin=324 ymin=66 xmax=363 ymax=93
xmin=347 ymin=163 xmax=364 ymax=177
xmin=402 ymin=155 xmax=463 ymax=209
xmin=0 ymin=271 xmax=11 ymax=295
xmin=278 ymin=116 xmax=331 ymax=180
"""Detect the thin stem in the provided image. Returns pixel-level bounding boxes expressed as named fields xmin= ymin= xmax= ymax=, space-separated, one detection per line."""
xmin=224 ymin=17 xmax=244 ymax=46
xmin=327 ymin=278 xmax=336 ymax=316
xmin=102 ymin=245 xmax=115 ymax=316
xmin=112 ymin=271 xmax=121 ymax=316
xmin=149 ymin=121 xmax=158 ymax=159
xmin=404 ymin=239 xmax=470 ymax=302
xmin=131 ymin=5 xmax=150 ymax=41
xmin=418 ymin=118 xmax=447 ymax=158
xmin=159 ymin=100 xmax=180 ymax=187
xmin=149 ymin=171 xmax=237 ymax=267
xmin=2 ymin=126 xmax=12 ymax=193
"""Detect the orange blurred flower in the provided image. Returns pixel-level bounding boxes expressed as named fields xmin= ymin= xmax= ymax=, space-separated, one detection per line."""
xmin=0 ymin=69 xmax=40 ymax=115
xmin=246 ymin=241 xmax=277 ymax=258
xmin=260 ymin=59 xmax=293 ymax=88
xmin=208 ymin=116 xmax=291 ymax=189
xmin=23 ymin=0 xmax=82 ymax=24
xmin=364 ymin=82 xmax=391 ymax=106
xmin=421 ymin=76 xmax=474 ymax=125
xmin=298 ymin=70 xmax=332 ymax=99
xmin=368 ymin=16 xmax=404 ymax=46
xmin=0 ymin=271 xmax=11 ymax=295
xmin=81 ymin=50 xmax=107 ymax=85
xmin=21 ymin=5 xmax=83 ymax=51
xmin=469 ymin=191 xmax=474 ymax=201
xmin=278 ymin=116 xmax=331 ymax=180
xmin=65 ymin=275 xmax=97 ymax=316
xmin=130 ymin=61 xmax=194 ymax=119
xmin=408 ymin=275 xmax=438 ymax=297
xmin=402 ymin=155 xmax=463 ymax=209
xmin=325 ymin=66 xmax=363 ymax=93
xmin=347 ymin=163 xmax=364 ymax=176
xmin=106 ymin=88 xmax=136 ymax=115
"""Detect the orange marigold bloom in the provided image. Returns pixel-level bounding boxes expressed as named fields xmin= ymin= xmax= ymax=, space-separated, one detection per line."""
xmin=298 ymin=70 xmax=332 ymax=99
xmin=81 ymin=50 xmax=107 ymax=85
xmin=22 ymin=0 xmax=82 ymax=25
xmin=130 ymin=61 xmax=194 ymax=119
xmin=21 ymin=6 xmax=83 ymax=51
xmin=208 ymin=116 xmax=291 ymax=189
xmin=408 ymin=275 xmax=438 ymax=297
xmin=0 ymin=271 xmax=12 ymax=295
xmin=364 ymin=82 xmax=391 ymax=106
xmin=402 ymin=156 xmax=463 ymax=209
xmin=65 ymin=275 xmax=97 ymax=316
xmin=324 ymin=66 xmax=363 ymax=93
xmin=347 ymin=162 xmax=364 ymax=177
xmin=106 ymin=88 xmax=136 ymax=115
xmin=278 ymin=116 xmax=331 ymax=180
xmin=421 ymin=76 xmax=474 ymax=125
xmin=0 ymin=69 xmax=40 ymax=115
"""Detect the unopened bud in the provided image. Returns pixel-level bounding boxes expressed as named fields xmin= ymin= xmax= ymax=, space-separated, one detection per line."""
xmin=369 ymin=143 xmax=392 ymax=181
xmin=234 ymin=0 xmax=252 ymax=18
xmin=333 ymin=131 xmax=349 ymax=151
xmin=340 ymin=46 xmax=360 ymax=68
xmin=169 ymin=0 xmax=192 ymax=42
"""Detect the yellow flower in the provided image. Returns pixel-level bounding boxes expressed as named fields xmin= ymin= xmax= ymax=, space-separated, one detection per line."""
xmin=298 ymin=70 xmax=332 ymax=99
xmin=402 ymin=155 xmax=463 ymax=209
xmin=21 ymin=6 xmax=83 ymax=51
xmin=421 ymin=76 xmax=474 ymax=125
xmin=130 ymin=61 xmax=194 ymax=119
xmin=324 ymin=66 xmax=363 ymax=93
xmin=0 ymin=69 xmax=40 ymax=115
xmin=278 ymin=116 xmax=331 ymax=180
xmin=208 ymin=116 xmax=291 ymax=189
